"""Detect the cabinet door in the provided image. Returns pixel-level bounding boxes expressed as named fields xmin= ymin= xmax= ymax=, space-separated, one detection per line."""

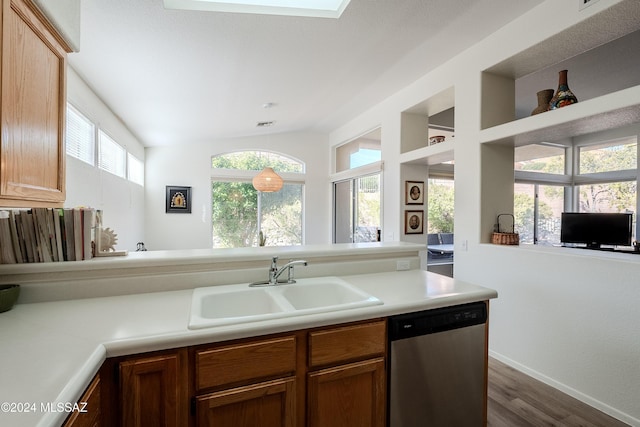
xmin=119 ymin=351 xmax=188 ymax=427
xmin=1 ymin=0 xmax=67 ymax=207
xmin=195 ymin=377 xmax=296 ymax=427
xmin=308 ymin=358 xmax=386 ymax=427
xmin=63 ymin=374 xmax=101 ymax=427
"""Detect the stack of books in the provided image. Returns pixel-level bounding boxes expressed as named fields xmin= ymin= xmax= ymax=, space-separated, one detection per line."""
xmin=0 ymin=208 xmax=96 ymax=264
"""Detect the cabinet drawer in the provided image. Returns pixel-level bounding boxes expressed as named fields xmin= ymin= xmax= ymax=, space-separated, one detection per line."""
xmin=196 ymin=336 xmax=296 ymax=391
xmin=308 ymin=320 xmax=386 ymax=368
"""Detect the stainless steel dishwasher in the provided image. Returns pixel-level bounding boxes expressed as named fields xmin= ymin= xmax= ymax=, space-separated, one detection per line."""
xmin=388 ymin=302 xmax=488 ymax=427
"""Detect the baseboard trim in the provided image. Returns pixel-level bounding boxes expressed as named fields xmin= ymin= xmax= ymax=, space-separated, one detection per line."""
xmin=489 ymin=350 xmax=639 ymax=427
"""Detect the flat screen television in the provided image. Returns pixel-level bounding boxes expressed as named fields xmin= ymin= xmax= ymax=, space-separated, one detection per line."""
xmin=560 ymin=212 xmax=633 ymax=249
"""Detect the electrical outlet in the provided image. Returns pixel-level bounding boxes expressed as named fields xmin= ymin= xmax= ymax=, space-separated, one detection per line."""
xmin=578 ymin=0 xmax=600 ymax=11
xmin=396 ymin=260 xmax=411 ymax=271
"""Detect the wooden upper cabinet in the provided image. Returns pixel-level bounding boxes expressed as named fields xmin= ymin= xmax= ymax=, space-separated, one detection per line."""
xmin=0 ymin=0 xmax=70 ymax=207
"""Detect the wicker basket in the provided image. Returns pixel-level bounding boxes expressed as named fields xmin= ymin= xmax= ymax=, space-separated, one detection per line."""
xmin=491 ymin=214 xmax=519 ymax=245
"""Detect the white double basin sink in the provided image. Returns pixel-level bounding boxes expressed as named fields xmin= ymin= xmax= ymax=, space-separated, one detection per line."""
xmin=189 ymin=277 xmax=383 ymax=329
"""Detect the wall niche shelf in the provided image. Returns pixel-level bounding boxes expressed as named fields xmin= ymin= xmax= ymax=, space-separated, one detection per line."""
xmin=400 ymin=141 xmax=453 ymax=166
xmin=400 ymin=86 xmax=454 ymax=157
xmin=480 ymin=2 xmax=640 ymax=132
xmin=480 ymin=85 xmax=640 ymax=147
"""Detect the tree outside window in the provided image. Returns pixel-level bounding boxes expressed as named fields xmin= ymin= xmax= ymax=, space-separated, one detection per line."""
xmin=211 ymin=151 xmax=304 ymax=248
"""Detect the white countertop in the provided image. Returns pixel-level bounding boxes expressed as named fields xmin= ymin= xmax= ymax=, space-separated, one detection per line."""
xmin=0 ymin=269 xmax=497 ymax=427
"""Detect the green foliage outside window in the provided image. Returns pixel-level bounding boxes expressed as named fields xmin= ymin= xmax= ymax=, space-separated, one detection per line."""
xmin=211 ymin=151 xmax=303 ymax=248
xmin=427 ymin=180 xmax=454 ymax=233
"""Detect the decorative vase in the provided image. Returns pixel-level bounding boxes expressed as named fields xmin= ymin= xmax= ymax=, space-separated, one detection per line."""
xmin=531 ymin=89 xmax=554 ymax=115
xmin=549 ymin=70 xmax=578 ymax=110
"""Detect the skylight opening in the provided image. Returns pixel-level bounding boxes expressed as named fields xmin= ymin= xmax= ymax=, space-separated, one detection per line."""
xmin=164 ymin=0 xmax=352 ymax=18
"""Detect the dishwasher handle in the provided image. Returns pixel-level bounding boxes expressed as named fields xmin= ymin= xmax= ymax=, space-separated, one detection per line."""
xmin=388 ymin=302 xmax=487 ymax=341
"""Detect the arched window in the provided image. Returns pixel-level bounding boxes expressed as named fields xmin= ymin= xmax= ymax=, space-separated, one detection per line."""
xmin=211 ymin=151 xmax=305 ymax=248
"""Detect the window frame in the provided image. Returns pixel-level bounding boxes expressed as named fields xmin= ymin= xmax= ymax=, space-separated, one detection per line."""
xmin=211 ymin=150 xmax=306 ymax=248
xmin=514 ymin=128 xmax=640 ymax=245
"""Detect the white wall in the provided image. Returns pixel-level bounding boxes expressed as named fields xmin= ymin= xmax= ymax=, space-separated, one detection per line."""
xmin=65 ymin=67 xmax=146 ymax=251
xmin=144 ymin=132 xmax=330 ymax=250
xmin=329 ymin=0 xmax=640 ymax=424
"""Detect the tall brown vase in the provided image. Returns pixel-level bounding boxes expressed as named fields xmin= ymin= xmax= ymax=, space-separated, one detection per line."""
xmin=531 ymin=89 xmax=554 ymax=115
xmin=549 ymin=70 xmax=578 ymax=110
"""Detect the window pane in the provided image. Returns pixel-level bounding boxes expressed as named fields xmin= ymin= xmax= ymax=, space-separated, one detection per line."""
xmin=515 ymin=144 xmax=565 ymax=174
xmin=514 ymin=183 xmax=563 ymax=245
xmin=211 ymin=151 xmax=303 ymax=173
xmin=537 ymin=185 xmax=562 ymax=246
xmin=355 ymin=174 xmax=380 ymax=243
xmin=212 ymin=182 xmax=258 ymax=248
xmin=579 ymin=137 xmax=637 ymax=174
xmin=259 ymin=184 xmax=303 ymax=246
xmin=514 ymin=183 xmax=535 ymax=244
xmin=98 ymin=131 xmax=126 ymax=177
xmin=427 ymin=179 xmax=454 ymax=233
xmin=578 ymin=181 xmax=636 ymax=241
xmin=128 ymin=153 xmax=144 ymax=186
xmin=578 ymin=181 xmax=637 ymax=214
xmin=66 ymin=105 xmax=95 ymax=165
xmin=334 ymin=180 xmax=353 ymax=243
xmin=211 ymin=181 xmax=303 ymax=248
xmin=335 ymin=130 xmax=381 ymax=172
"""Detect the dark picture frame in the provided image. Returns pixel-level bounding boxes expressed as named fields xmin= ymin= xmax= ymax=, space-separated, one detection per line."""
xmin=404 ymin=210 xmax=424 ymax=234
xmin=166 ymin=185 xmax=192 ymax=213
xmin=405 ymin=181 xmax=424 ymax=205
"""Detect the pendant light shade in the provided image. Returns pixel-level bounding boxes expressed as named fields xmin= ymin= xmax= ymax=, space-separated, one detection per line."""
xmin=252 ymin=167 xmax=283 ymax=192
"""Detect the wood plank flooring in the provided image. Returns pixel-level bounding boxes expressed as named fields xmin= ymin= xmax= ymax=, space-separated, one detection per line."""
xmin=487 ymin=357 xmax=630 ymax=427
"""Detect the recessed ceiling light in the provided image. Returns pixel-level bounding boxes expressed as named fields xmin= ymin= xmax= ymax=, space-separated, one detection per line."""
xmin=163 ymin=0 xmax=352 ymax=18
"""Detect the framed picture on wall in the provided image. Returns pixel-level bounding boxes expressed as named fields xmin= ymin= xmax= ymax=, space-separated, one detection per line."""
xmin=166 ymin=186 xmax=192 ymax=213
xmin=404 ymin=210 xmax=424 ymax=234
xmin=405 ymin=181 xmax=424 ymax=205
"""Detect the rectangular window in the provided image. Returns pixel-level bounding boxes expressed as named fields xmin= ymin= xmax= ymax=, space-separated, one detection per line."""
xmin=335 ymin=129 xmax=381 ymax=173
xmin=515 ymin=183 xmax=564 ymax=246
xmin=99 ymin=130 xmax=126 ymax=177
xmin=427 ymin=178 xmax=454 ymax=234
xmin=212 ymin=181 xmax=303 ymax=248
xmin=66 ymin=104 xmax=95 ymax=165
xmin=578 ymin=137 xmax=637 ymax=174
xmin=515 ymin=144 xmax=565 ymax=174
xmin=128 ymin=153 xmax=144 ymax=186
xmin=333 ymin=174 xmax=381 ymax=243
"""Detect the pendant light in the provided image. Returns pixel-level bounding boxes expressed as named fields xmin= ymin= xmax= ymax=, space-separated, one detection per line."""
xmin=252 ymin=167 xmax=283 ymax=192
xmin=252 ymin=102 xmax=283 ymax=193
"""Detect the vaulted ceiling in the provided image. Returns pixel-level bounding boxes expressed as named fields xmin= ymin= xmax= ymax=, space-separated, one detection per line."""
xmin=68 ymin=0 xmax=544 ymax=147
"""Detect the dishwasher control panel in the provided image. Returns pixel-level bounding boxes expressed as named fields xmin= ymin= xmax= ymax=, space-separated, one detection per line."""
xmin=388 ymin=302 xmax=487 ymax=341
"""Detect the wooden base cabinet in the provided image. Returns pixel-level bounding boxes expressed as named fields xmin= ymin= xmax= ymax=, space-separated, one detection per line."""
xmin=101 ymin=319 xmax=387 ymax=427
xmin=308 ymin=358 xmax=385 ymax=427
xmin=307 ymin=321 xmax=387 ymax=427
xmin=99 ymin=348 xmax=190 ymax=427
xmin=63 ymin=374 xmax=101 ymax=427
xmin=195 ymin=377 xmax=296 ymax=427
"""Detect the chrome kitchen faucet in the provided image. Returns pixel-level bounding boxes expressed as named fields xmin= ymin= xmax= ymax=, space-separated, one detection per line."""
xmin=250 ymin=256 xmax=308 ymax=287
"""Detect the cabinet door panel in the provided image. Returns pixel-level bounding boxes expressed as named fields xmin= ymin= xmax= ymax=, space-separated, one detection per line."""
xmin=308 ymin=358 xmax=386 ymax=427
xmin=119 ymin=352 xmax=187 ymax=427
xmin=196 ymin=377 xmax=296 ymax=427
xmin=62 ymin=374 xmax=101 ymax=427
xmin=1 ymin=0 xmax=66 ymax=205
